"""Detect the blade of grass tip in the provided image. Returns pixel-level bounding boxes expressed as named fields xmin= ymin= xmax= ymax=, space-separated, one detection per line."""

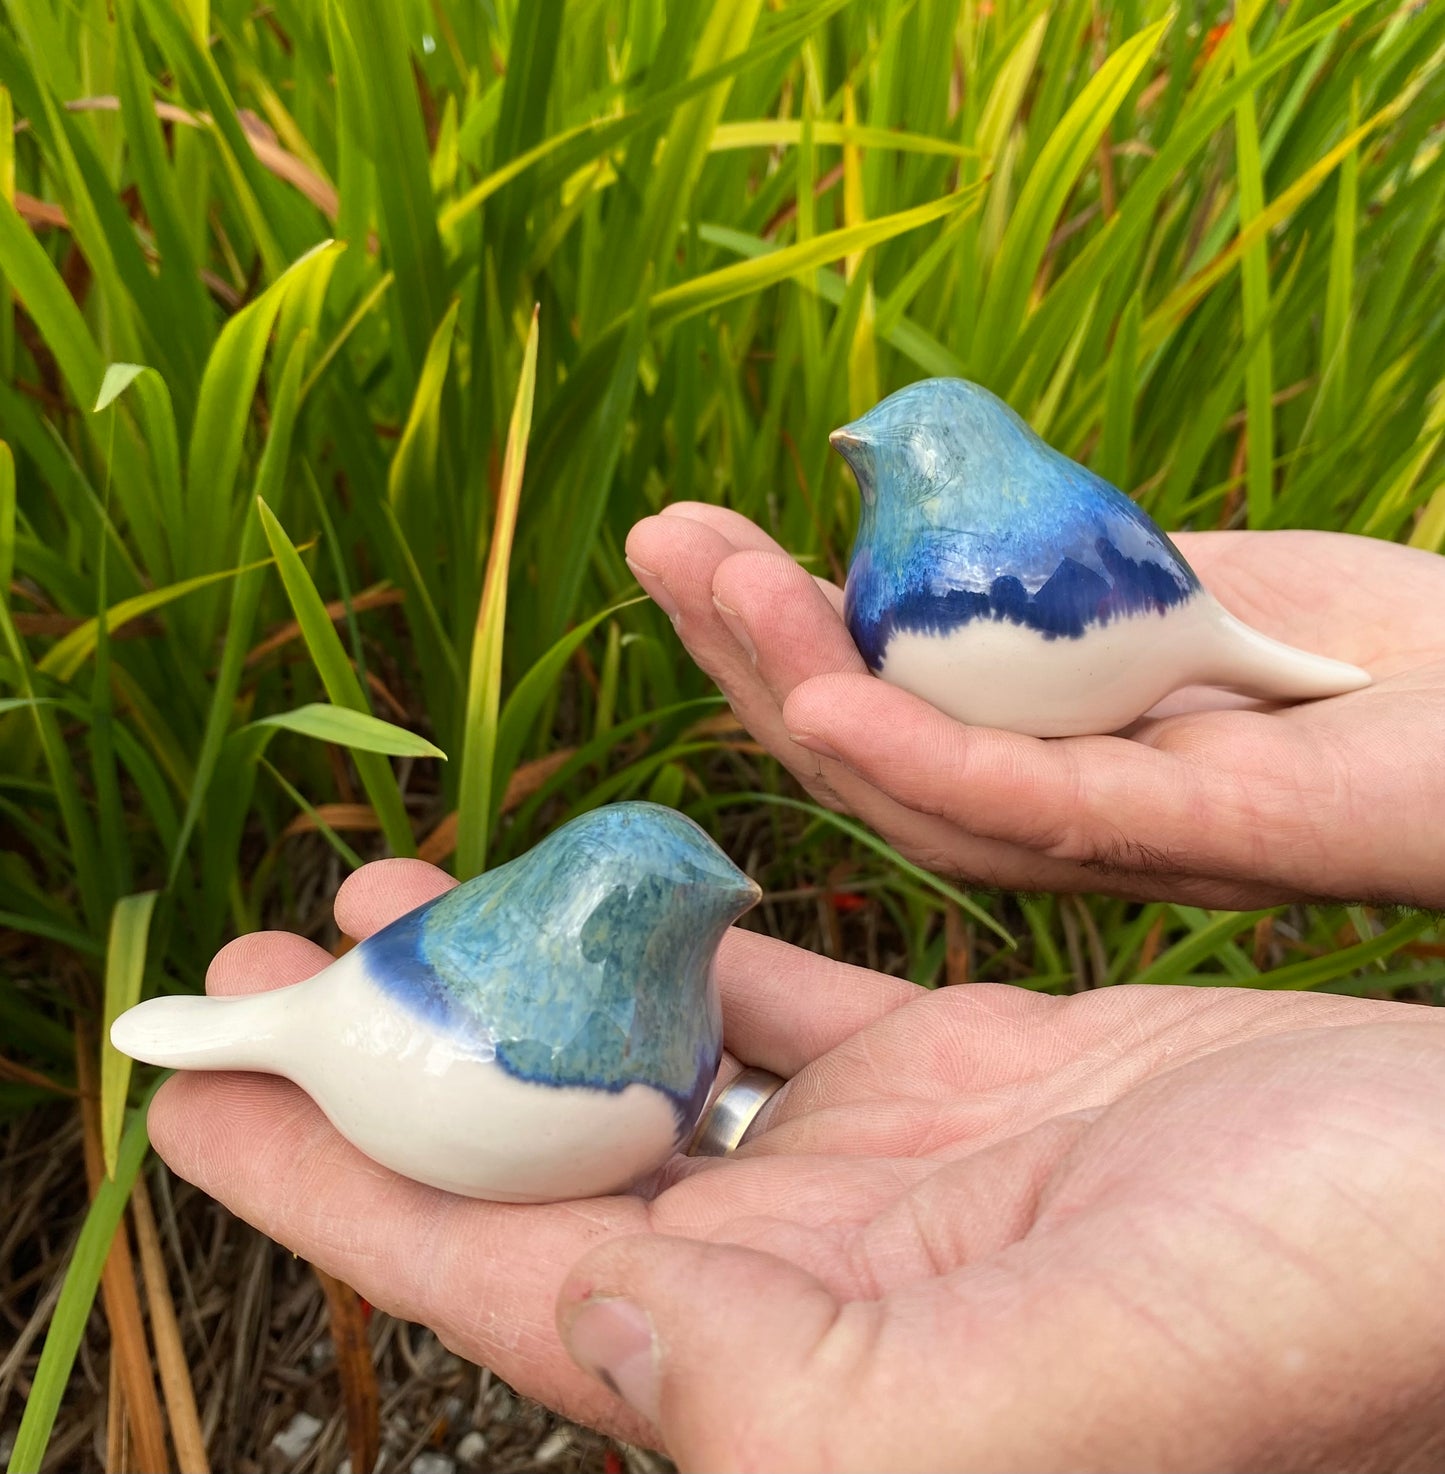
xmin=5 ymin=1102 xmax=151 ymax=1474
xmin=130 ymin=1176 xmax=209 ymax=1474
xmin=250 ymin=702 xmax=446 ymax=760
xmin=456 ymin=307 xmax=540 ymax=881
xmin=257 ymin=498 xmax=417 ymax=856
xmin=1231 ymin=10 xmax=1276 ymax=527
xmin=100 ymin=891 xmax=159 ymax=1180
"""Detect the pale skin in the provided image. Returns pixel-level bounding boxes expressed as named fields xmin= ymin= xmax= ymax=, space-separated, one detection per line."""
xmin=150 ymin=515 xmax=1445 ymax=1471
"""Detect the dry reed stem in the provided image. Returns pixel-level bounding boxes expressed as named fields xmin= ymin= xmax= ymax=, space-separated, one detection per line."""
xmin=75 ymin=1021 xmax=171 ymax=1474
xmin=313 ymin=1266 xmax=380 ymax=1474
xmin=132 ymin=1176 xmax=211 ymax=1474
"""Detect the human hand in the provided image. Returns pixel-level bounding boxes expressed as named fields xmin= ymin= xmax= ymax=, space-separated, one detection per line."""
xmin=625 ymin=506 xmax=1445 ymax=908
xmin=150 ymin=860 xmax=1445 ymax=1471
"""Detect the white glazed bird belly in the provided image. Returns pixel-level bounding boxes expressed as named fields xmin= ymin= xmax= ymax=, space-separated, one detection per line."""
xmin=875 ymin=598 xmax=1220 ymax=737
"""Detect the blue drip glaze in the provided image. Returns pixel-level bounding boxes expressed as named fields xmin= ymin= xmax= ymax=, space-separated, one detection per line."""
xmin=355 ymin=803 xmax=749 ymax=1129
xmin=835 ymin=379 xmax=1198 ymax=669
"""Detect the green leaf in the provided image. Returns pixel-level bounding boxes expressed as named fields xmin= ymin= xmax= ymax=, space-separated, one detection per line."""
xmin=99 ymin=891 xmax=159 ymax=1178
xmin=493 ymin=596 xmax=646 ymax=822
xmin=388 ymin=297 xmax=462 ymax=518
xmin=1131 ymin=909 xmax=1280 ymax=988
xmin=256 ymin=498 xmax=416 ymax=856
xmin=251 ymin=703 xmax=446 ymax=760
xmin=185 ymin=240 xmax=341 ymax=575
xmin=456 ymin=307 xmax=540 ymax=880
xmin=1231 ymin=12 xmax=1275 ymax=526
xmin=93 ymin=363 xmax=147 ymax=414
xmin=975 ymin=16 xmax=1169 ymax=367
xmin=706 ymin=792 xmax=1015 ymax=946
xmin=259 ymin=757 xmax=364 ymax=871
xmin=37 ymin=551 xmax=283 ymax=683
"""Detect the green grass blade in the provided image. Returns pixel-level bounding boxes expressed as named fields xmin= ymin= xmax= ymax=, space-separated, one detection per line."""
xmin=974 ymin=16 xmax=1169 ymax=369
xmin=1253 ymin=912 xmax=1435 ymax=991
xmin=706 ymin=792 xmax=1015 ymax=947
xmin=1131 ymin=909 xmax=1280 ymax=987
xmin=250 ymin=703 xmax=446 ymax=760
xmin=99 ymin=891 xmax=159 ymax=1179
xmin=36 ymin=552 xmax=283 ymax=683
xmin=257 ymin=498 xmax=417 ymax=856
xmin=456 ymin=307 xmax=540 ymax=880
xmin=184 ymin=240 xmax=341 ymax=576
xmin=259 ymin=757 xmax=364 ymax=871
xmin=1231 ymin=12 xmax=1275 ymax=526
xmin=5 ymin=1100 xmax=152 ymax=1474
xmin=332 ymin=0 xmax=447 ymax=392
xmin=1097 ymin=289 xmax=1142 ymax=489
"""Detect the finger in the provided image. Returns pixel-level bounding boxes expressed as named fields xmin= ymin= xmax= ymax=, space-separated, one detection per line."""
xmin=334 ymin=856 xmax=456 ymax=939
xmin=715 ymin=929 xmax=915 ymax=1075
xmin=781 ymin=670 xmax=1313 ymax=887
xmin=658 ymin=500 xmax=791 ymax=554
xmin=206 ymin=932 xmax=335 ymax=997
xmin=625 ymin=515 xmax=865 ymax=804
xmin=558 ymin=1234 xmax=848 ymax=1465
xmin=624 ymin=514 xmax=773 ymax=685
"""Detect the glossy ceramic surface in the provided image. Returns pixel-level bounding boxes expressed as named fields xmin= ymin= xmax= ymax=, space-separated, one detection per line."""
xmin=111 ymin=803 xmax=760 ymax=1202
xmin=833 ymin=378 xmax=1370 ymax=736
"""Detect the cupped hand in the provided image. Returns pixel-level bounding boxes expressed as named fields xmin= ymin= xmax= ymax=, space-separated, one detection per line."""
xmin=150 ymin=861 xmax=1445 ymax=1471
xmin=625 ymin=506 xmax=1445 ymax=908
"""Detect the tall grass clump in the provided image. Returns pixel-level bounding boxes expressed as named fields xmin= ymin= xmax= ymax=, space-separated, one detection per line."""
xmin=2 ymin=0 xmax=1444 ymax=1465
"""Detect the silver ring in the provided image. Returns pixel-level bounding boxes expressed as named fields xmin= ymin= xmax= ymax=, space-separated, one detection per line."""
xmin=688 ymin=1068 xmax=786 ymax=1157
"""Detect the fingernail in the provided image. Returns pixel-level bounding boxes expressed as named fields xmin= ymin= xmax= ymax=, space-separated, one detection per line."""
xmin=789 ymin=730 xmax=842 ymax=762
xmin=564 ymin=1296 xmax=661 ymax=1427
xmin=711 ymin=595 xmax=757 ymax=664
xmin=625 ymin=557 xmax=682 ymax=628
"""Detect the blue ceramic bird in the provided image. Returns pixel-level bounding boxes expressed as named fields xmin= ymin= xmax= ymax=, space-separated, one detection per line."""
xmin=111 ymin=803 xmax=759 ymax=1202
xmin=831 ymin=378 xmax=1370 ymax=736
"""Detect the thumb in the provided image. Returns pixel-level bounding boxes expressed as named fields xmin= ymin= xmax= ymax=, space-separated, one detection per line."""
xmin=557 ymin=1233 xmax=849 ymax=1470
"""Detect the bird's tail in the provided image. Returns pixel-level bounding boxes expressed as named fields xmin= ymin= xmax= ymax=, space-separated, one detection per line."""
xmin=110 ymin=981 xmax=321 ymax=1076
xmin=1193 ymin=603 xmax=1371 ymax=703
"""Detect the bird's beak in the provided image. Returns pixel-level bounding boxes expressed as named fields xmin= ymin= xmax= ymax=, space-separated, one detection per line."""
xmin=829 ymin=425 xmax=874 ymax=493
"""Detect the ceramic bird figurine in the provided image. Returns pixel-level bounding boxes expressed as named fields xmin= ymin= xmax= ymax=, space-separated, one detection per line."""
xmin=830 ymin=378 xmax=1371 ymax=738
xmin=111 ymin=803 xmax=759 ymax=1203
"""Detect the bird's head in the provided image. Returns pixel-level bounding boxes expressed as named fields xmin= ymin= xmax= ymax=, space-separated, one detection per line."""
xmin=831 ymin=377 xmax=1052 ymax=546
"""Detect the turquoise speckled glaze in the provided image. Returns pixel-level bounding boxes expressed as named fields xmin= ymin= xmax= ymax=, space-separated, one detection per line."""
xmin=359 ymin=802 xmax=758 ymax=1129
xmin=834 ymin=377 xmax=1199 ymax=669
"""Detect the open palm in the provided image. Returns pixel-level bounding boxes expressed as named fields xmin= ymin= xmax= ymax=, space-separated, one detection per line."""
xmin=625 ymin=506 xmax=1445 ymax=908
xmin=149 ymin=862 xmax=1445 ymax=1471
